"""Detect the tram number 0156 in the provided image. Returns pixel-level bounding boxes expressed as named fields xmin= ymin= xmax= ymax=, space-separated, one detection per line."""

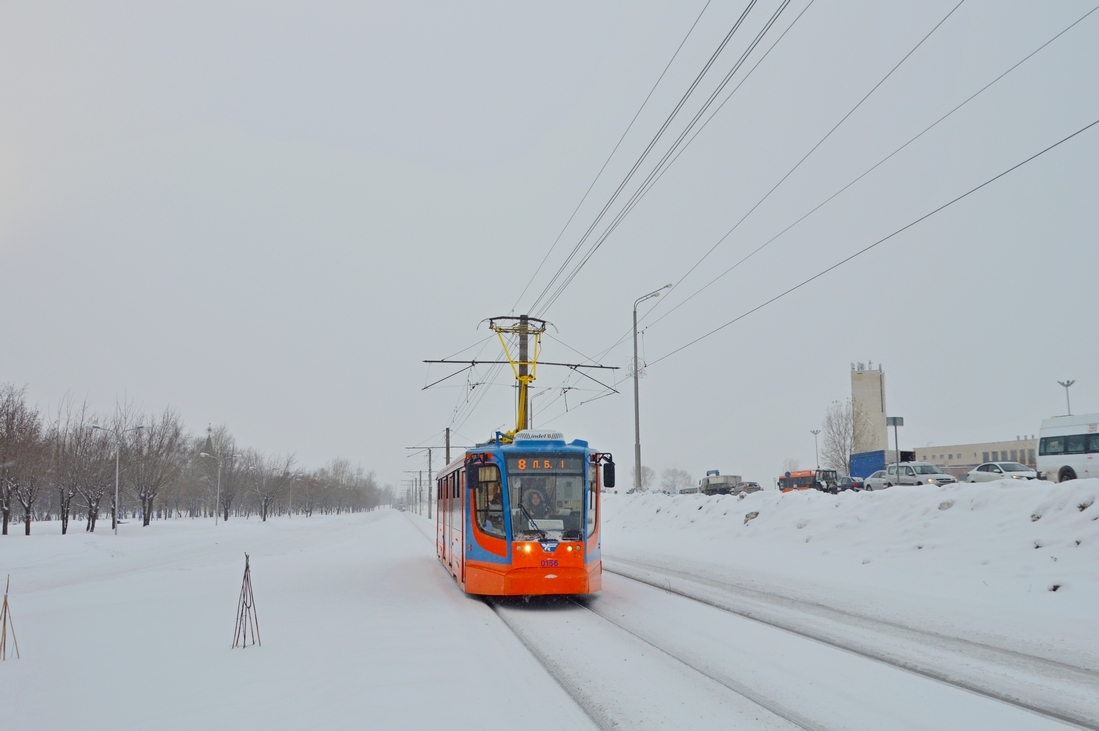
xmin=540 ymin=559 xmax=559 ymax=568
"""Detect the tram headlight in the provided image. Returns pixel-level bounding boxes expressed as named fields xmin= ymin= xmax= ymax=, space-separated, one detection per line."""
xmin=523 ymin=543 xmax=532 ymax=553
xmin=566 ymin=545 xmax=573 ymax=552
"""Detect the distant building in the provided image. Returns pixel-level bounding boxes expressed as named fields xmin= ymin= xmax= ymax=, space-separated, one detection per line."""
xmin=915 ymin=437 xmax=1038 ymax=478
xmin=851 ymin=362 xmax=888 ymax=453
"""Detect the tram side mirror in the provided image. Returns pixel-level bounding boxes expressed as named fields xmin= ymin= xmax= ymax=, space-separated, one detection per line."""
xmin=603 ymin=461 xmax=616 ymax=488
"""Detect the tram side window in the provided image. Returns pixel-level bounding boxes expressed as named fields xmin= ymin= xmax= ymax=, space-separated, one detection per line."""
xmin=474 ymin=464 xmax=505 ymax=538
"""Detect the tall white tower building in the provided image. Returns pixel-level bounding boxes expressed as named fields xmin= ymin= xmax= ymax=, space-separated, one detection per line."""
xmin=851 ymin=362 xmax=888 ymax=453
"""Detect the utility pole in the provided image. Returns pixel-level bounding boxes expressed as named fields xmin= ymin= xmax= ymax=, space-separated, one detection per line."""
xmin=445 ymin=427 xmax=451 ymax=464
xmin=427 ymin=449 xmax=432 ymax=519
xmin=811 ymin=429 xmax=821 ymax=468
xmin=518 ymin=314 xmax=530 ymax=430
xmin=633 ymin=285 xmax=672 ymax=491
xmin=423 ymin=316 xmax=618 ymax=440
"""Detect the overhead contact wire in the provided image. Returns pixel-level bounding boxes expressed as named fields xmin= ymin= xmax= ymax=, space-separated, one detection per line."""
xmin=646 ymin=1 xmax=1099 ymax=329
xmin=651 ymin=117 xmax=1099 ymax=366
xmin=534 ymin=0 xmax=794 ymax=317
xmin=511 ymin=0 xmax=714 ymax=313
xmin=526 ymin=0 xmax=761 ymax=314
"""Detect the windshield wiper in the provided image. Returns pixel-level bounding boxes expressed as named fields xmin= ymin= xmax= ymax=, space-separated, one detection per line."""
xmin=517 ymin=502 xmax=547 ymax=541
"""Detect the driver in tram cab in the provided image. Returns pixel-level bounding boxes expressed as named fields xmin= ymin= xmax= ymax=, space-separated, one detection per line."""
xmin=525 ymin=487 xmax=551 ymax=519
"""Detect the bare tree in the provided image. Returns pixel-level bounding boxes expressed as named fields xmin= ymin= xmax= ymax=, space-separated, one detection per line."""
xmin=128 ymin=408 xmax=186 ymax=526
xmin=820 ymin=399 xmax=867 ymax=476
xmin=660 ymin=468 xmax=693 ymax=493
xmin=0 ymin=385 xmax=44 ymax=535
xmin=47 ymin=400 xmax=102 ymax=535
xmin=629 ymin=465 xmax=655 ymax=491
xmin=77 ymin=434 xmax=115 ymax=532
xmin=781 ymin=457 xmax=801 ymax=474
xmin=198 ymin=425 xmax=240 ymax=522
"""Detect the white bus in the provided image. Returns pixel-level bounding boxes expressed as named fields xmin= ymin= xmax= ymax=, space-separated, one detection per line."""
xmin=1037 ymin=413 xmax=1099 ymax=482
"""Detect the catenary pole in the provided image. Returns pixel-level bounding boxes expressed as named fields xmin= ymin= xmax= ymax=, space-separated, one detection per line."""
xmin=633 ymin=285 xmax=671 ymax=491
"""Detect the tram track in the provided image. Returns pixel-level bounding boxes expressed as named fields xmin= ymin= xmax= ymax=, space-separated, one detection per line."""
xmin=604 ymin=556 xmax=1099 ymax=730
xmin=487 ymin=595 xmax=824 ymax=731
xmin=405 ymin=512 xmax=1089 ymax=728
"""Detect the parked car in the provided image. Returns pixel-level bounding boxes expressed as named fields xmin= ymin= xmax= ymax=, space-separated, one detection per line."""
xmin=834 ymin=476 xmax=864 ymax=491
xmin=884 ymin=462 xmax=957 ymax=487
xmin=734 ymin=481 xmax=762 ymax=494
xmin=965 ymin=462 xmax=1038 ymax=482
xmin=863 ymin=470 xmax=889 ymax=491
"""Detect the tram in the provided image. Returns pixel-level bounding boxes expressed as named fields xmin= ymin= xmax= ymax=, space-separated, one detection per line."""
xmin=436 ymin=429 xmax=614 ymax=596
xmin=432 ymin=315 xmax=615 ymax=596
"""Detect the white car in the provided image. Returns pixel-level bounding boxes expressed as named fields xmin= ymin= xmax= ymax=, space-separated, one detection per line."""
xmin=965 ymin=462 xmax=1038 ymax=482
xmin=883 ymin=462 xmax=957 ymax=487
xmin=863 ymin=470 xmax=890 ymax=491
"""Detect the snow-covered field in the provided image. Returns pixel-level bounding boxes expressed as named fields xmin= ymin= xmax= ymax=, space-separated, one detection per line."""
xmin=1 ymin=479 xmax=1096 ymax=730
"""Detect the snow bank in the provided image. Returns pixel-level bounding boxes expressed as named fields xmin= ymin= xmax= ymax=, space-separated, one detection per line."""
xmin=602 ymin=480 xmax=1099 ymax=666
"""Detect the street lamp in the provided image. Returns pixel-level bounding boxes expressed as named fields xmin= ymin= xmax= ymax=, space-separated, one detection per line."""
xmin=633 ymin=284 xmax=672 ymax=492
xmin=810 ymin=429 xmax=821 ymax=468
xmin=200 ymin=451 xmax=242 ymax=525
xmin=286 ymin=474 xmax=301 ymax=519
xmin=1057 ymin=379 xmax=1075 ymax=416
xmin=91 ymin=424 xmax=144 ymax=536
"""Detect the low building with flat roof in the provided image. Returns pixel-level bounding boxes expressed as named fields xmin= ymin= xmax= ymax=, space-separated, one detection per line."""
xmin=914 ymin=437 xmax=1037 ymax=479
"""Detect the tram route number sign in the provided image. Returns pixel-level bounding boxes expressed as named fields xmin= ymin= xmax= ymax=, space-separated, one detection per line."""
xmin=507 ymin=455 xmax=584 ymax=473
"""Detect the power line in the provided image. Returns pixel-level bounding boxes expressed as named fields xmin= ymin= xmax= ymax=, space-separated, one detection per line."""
xmin=597 ymin=1 xmax=1096 ymax=358
xmin=534 ymin=0 xmax=796 ymax=317
xmin=511 ymin=0 xmax=714 ymax=313
xmin=661 ymin=0 xmax=966 ymax=302
xmin=538 ymin=0 xmax=815 ymax=320
xmin=526 ymin=0 xmax=763 ymax=314
xmin=651 ymin=116 xmax=1099 ymax=366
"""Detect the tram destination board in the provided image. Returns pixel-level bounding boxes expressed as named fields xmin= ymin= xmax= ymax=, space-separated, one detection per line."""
xmin=506 ymin=455 xmax=585 ymax=473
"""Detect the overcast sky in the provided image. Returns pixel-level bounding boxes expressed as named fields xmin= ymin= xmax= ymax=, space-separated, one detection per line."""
xmin=2 ymin=1 xmax=1096 ymax=489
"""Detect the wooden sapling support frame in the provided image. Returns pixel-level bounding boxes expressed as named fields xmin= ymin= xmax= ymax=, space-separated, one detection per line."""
xmin=1 ymin=574 xmax=19 ymax=661
xmin=232 ymin=553 xmax=261 ymax=648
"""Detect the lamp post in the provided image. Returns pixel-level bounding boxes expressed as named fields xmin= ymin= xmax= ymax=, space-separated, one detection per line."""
xmin=91 ymin=424 xmax=144 ymax=535
xmin=810 ymin=429 xmax=821 ymax=468
xmin=633 ymin=284 xmax=672 ymax=492
xmin=200 ymin=451 xmax=241 ymax=525
xmin=1057 ymin=379 xmax=1075 ymax=415
xmin=287 ymin=474 xmax=301 ymax=519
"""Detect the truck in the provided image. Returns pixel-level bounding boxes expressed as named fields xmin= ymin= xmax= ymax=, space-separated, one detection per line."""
xmin=849 ymin=449 xmax=916 ymax=478
xmin=699 ymin=470 xmax=743 ymax=495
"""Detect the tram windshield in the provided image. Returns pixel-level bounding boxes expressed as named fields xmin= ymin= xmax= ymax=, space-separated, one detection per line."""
xmin=506 ymin=454 xmax=585 ymax=541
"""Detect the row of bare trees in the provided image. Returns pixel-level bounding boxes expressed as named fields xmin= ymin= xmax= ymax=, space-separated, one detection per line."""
xmin=0 ymin=384 xmax=390 ymax=536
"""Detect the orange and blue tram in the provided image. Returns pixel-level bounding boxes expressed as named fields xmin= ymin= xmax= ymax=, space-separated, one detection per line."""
xmin=436 ymin=429 xmax=614 ymax=596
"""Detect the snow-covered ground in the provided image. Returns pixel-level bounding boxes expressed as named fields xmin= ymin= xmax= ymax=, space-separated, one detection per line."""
xmin=603 ymin=479 xmax=1099 ymax=669
xmin=1 ymin=478 xmax=1095 ymax=730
